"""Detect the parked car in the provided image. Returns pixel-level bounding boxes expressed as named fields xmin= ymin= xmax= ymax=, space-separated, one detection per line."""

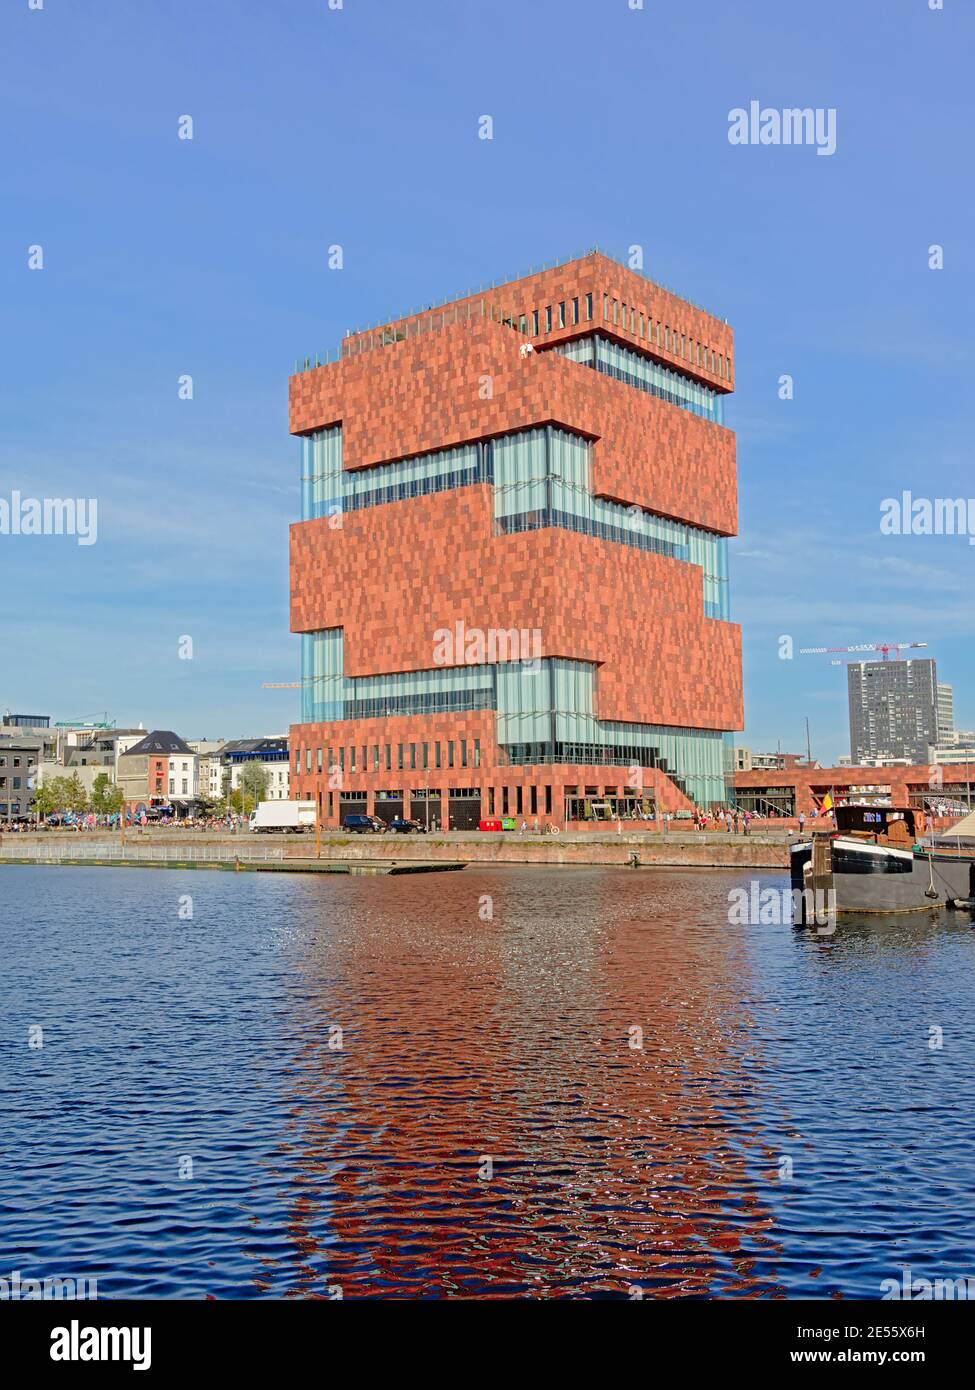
xmin=388 ymin=817 xmax=426 ymax=834
xmin=342 ymin=814 xmax=388 ymax=834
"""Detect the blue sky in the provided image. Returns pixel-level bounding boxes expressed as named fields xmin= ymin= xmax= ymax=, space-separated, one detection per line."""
xmin=1 ymin=0 xmax=971 ymax=760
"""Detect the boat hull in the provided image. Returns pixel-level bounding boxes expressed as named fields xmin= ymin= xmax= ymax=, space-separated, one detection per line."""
xmin=790 ymin=838 xmax=975 ymax=915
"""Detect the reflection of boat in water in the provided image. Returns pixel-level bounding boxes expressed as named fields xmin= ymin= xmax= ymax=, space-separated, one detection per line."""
xmin=790 ymin=805 xmax=975 ymax=916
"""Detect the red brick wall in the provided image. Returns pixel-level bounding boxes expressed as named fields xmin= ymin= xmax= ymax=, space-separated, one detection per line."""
xmin=733 ymin=764 xmax=962 ymax=814
xmin=340 ymin=252 xmax=733 ymax=392
xmin=291 ymin=487 xmax=742 ymax=732
xmin=291 ymin=316 xmax=736 ymax=536
xmin=288 ymin=705 xmax=699 ymax=827
xmin=288 ymin=252 xmax=741 ymax=812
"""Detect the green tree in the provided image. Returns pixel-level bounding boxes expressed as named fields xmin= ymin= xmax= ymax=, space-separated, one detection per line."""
xmin=31 ymin=774 xmax=88 ymax=818
xmin=91 ymin=773 xmax=123 ymax=814
xmin=63 ymin=773 xmax=89 ymax=814
xmin=31 ymin=781 xmax=60 ymax=818
xmin=238 ymin=762 xmax=270 ymax=814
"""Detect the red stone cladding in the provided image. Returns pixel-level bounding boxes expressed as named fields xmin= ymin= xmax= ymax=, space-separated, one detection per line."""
xmin=341 ymin=251 xmax=733 ymax=393
xmin=733 ymin=764 xmax=958 ymax=815
xmin=291 ymin=316 xmax=736 ymax=535
xmin=291 ymin=486 xmax=743 ymax=733
xmin=288 ymin=705 xmax=699 ymax=826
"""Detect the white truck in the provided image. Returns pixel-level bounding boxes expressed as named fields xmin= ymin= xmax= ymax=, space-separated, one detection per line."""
xmin=248 ymin=800 xmax=317 ymax=834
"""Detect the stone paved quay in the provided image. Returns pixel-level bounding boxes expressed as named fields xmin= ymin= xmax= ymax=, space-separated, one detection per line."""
xmin=0 ymin=828 xmax=791 ymax=870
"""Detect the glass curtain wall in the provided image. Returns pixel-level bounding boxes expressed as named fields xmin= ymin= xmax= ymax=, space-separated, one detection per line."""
xmin=300 ymin=634 xmax=726 ymax=804
xmin=554 ymin=334 xmax=725 ymax=425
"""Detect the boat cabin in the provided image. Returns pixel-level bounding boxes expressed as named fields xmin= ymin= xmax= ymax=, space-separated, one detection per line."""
xmin=834 ymin=805 xmax=918 ymax=847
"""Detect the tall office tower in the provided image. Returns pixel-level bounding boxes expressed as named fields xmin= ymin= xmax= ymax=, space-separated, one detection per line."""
xmin=937 ymin=682 xmax=955 ymax=744
xmin=288 ymin=251 xmax=742 ymax=828
xmin=848 ymin=659 xmax=939 ymax=764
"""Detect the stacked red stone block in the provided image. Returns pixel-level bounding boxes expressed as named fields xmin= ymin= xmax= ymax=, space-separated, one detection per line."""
xmin=289 ymin=252 xmax=742 ymax=827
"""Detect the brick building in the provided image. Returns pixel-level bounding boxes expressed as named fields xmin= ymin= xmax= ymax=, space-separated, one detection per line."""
xmin=734 ymin=761 xmax=975 ymax=817
xmin=288 ymin=251 xmax=742 ymax=828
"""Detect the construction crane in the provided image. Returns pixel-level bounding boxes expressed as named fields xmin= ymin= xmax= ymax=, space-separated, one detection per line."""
xmin=799 ymin=641 xmax=929 ymax=666
xmin=261 ymin=682 xmax=300 ymax=689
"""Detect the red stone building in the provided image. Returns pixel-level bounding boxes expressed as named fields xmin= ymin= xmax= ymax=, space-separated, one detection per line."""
xmin=289 ymin=251 xmax=742 ymax=828
xmin=734 ymin=761 xmax=975 ymax=817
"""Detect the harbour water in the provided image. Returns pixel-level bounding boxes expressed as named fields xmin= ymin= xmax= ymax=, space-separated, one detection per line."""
xmin=1 ymin=864 xmax=973 ymax=1299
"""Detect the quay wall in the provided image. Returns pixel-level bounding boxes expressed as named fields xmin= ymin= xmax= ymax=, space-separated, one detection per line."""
xmin=0 ymin=830 xmax=789 ymax=870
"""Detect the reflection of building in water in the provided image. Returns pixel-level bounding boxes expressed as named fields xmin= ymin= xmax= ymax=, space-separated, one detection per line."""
xmin=271 ymin=872 xmax=782 ymax=1297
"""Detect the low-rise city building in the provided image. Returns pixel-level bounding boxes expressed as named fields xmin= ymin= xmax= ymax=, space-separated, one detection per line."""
xmin=117 ymin=731 xmax=199 ymax=817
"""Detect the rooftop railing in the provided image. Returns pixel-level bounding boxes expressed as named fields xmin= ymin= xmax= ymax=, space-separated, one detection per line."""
xmin=292 ymin=246 xmax=729 ymax=374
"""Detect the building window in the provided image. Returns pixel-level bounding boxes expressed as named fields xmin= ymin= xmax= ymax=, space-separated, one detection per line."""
xmin=435 ymin=741 xmax=441 ymax=769
xmin=448 ymin=741 xmax=454 ymax=769
xmin=397 ymin=744 xmax=404 ymax=770
xmin=530 ymin=785 xmax=538 ymax=814
xmin=571 ymin=297 xmax=579 ymax=325
xmin=545 ymin=785 xmax=552 ymax=814
xmin=488 ymin=786 xmax=495 ymax=815
xmin=306 ymin=749 xmax=312 ymax=772
xmin=422 ymin=742 xmax=428 ymax=770
xmin=372 ymin=745 xmax=379 ymax=771
xmin=473 ymin=738 xmax=480 ymax=768
xmin=502 ymin=787 xmax=509 ymax=814
xmin=585 ymin=292 xmax=593 ymax=321
xmin=558 ymin=302 xmax=565 ymax=328
xmin=460 ymin=740 xmax=468 ymax=768
xmin=531 ymin=309 xmax=538 ymax=336
xmin=545 ymin=306 xmax=552 ymax=332
xmin=316 ymin=748 xmax=323 ymax=772
xmin=409 ymin=743 xmax=416 ymax=770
